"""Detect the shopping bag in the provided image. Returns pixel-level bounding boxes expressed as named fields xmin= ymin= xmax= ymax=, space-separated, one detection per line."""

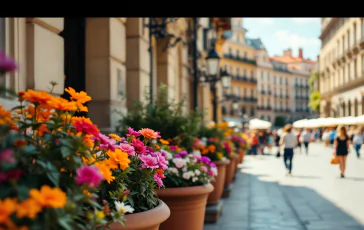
xmin=330 ymin=156 xmax=339 ymax=164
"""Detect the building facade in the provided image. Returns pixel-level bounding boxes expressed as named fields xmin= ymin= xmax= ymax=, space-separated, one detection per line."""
xmin=220 ymin=18 xmax=258 ymax=126
xmin=319 ymin=18 xmax=364 ymax=118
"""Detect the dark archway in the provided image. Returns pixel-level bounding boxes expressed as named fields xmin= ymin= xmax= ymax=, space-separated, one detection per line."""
xmin=222 ymin=106 xmax=227 ymax=115
xmin=342 ymin=102 xmax=346 ymax=117
xmin=348 ymin=100 xmax=352 ymax=116
xmin=60 ymin=18 xmax=87 ymax=116
xmin=354 ymin=99 xmax=359 ymax=116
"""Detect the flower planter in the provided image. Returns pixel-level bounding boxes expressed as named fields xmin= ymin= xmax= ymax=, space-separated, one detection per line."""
xmin=224 ymin=156 xmax=236 ymax=187
xmin=238 ymin=149 xmax=246 ymax=163
xmin=110 ymin=199 xmax=170 ymax=230
xmin=207 ymin=159 xmax=230 ymax=205
xmin=156 ymin=184 xmax=214 ymax=230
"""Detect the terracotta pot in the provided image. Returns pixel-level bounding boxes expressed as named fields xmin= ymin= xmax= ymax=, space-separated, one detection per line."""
xmin=157 ymin=184 xmax=214 ymax=230
xmin=110 ymin=199 xmax=170 ymax=230
xmin=207 ymin=159 xmax=230 ymax=204
xmin=238 ymin=149 xmax=246 ymax=163
xmin=224 ymin=156 xmax=236 ymax=187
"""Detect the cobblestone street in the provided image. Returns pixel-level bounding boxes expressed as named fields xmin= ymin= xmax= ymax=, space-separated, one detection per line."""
xmin=204 ymin=143 xmax=364 ymax=230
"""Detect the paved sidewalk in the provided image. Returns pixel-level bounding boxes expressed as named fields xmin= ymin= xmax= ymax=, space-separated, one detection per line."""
xmin=204 ymin=143 xmax=364 ymax=230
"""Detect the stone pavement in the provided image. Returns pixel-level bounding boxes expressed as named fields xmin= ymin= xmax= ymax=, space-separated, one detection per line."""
xmin=204 ymin=143 xmax=364 ymax=230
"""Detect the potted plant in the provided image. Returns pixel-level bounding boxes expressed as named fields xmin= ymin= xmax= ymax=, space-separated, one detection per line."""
xmin=231 ymin=133 xmax=249 ymax=174
xmin=0 ymin=87 xmax=126 ymax=228
xmin=155 ymin=141 xmax=216 ymax=230
xmin=195 ymin=125 xmax=230 ymax=205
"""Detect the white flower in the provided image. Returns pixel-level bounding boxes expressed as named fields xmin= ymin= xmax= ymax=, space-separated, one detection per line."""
xmin=182 ymin=171 xmax=195 ymax=180
xmin=193 ymin=150 xmax=201 ymax=157
xmin=192 ymin=177 xmax=198 ymax=182
xmin=211 ymin=168 xmax=218 ymax=176
xmin=182 ymin=166 xmax=188 ymax=172
xmin=173 ymin=158 xmax=186 ymax=168
xmin=221 ymin=157 xmax=227 ymax=161
xmin=168 ymin=167 xmax=178 ymax=174
xmin=161 ymin=149 xmax=173 ymax=160
xmin=26 ymin=129 xmax=34 ymax=136
xmin=151 ymin=140 xmax=157 ymax=144
xmin=114 ymin=201 xmax=134 ymax=214
xmin=96 ymin=151 xmax=103 ymax=157
xmin=194 ymin=169 xmax=201 ymax=176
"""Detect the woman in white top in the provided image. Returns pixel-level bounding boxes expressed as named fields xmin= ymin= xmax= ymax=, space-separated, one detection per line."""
xmin=279 ymin=124 xmax=297 ymax=175
xmin=352 ymin=130 xmax=363 ymax=158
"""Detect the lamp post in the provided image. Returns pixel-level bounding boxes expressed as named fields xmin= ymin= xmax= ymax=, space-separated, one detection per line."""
xmin=201 ymin=45 xmax=231 ymax=123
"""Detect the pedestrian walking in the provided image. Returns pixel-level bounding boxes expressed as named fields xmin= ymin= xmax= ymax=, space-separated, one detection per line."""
xmin=300 ymin=128 xmax=311 ymax=155
xmin=333 ymin=126 xmax=350 ymax=178
xmin=267 ymin=132 xmax=274 ymax=154
xmin=250 ymin=131 xmax=259 ymax=156
xmin=322 ymin=128 xmax=330 ymax=147
xmin=328 ymin=128 xmax=337 ymax=147
xmin=352 ymin=129 xmax=363 ymax=158
xmin=296 ymin=129 xmax=302 ymax=153
xmin=279 ymin=124 xmax=297 ymax=175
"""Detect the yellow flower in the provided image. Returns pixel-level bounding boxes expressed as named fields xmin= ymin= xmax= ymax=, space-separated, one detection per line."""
xmin=47 ymin=97 xmax=78 ymax=111
xmin=217 ymin=152 xmax=224 ymax=159
xmin=95 ymin=210 xmax=105 ymax=220
xmin=29 ymin=185 xmax=67 ymax=208
xmin=16 ymin=198 xmax=42 ymax=219
xmin=65 ymin=87 xmax=92 ymax=104
xmin=109 ymin=133 xmax=122 ymax=142
xmin=106 ymin=149 xmax=131 ymax=170
xmin=83 ymin=190 xmax=92 ymax=197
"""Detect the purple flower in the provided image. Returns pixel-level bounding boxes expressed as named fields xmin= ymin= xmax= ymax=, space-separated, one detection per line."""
xmin=0 ymin=51 xmax=17 ymax=74
xmin=119 ymin=143 xmax=136 ymax=156
xmin=209 ymin=162 xmax=216 ymax=168
xmin=131 ymin=139 xmax=147 ymax=155
xmin=0 ymin=149 xmax=16 ymax=164
xmin=208 ymin=138 xmax=214 ymax=142
xmin=170 ymin=146 xmax=177 ymax=152
xmin=199 ymin=156 xmax=211 ymax=165
xmin=139 ymin=154 xmax=159 ymax=169
xmin=75 ymin=165 xmax=104 ymax=187
xmin=154 ymin=172 xmax=164 ymax=188
xmin=174 ymin=154 xmax=182 ymax=158
xmin=208 ymin=170 xmax=214 ymax=176
xmin=146 ymin=147 xmax=154 ymax=154
xmin=127 ymin=127 xmax=141 ymax=137
xmin=178 ymin=150 xmax=188 ymax=157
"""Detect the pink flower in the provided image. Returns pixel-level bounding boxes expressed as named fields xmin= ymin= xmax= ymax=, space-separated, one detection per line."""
xmin=119 ymin=143 xmax=136 ymax=156
xmin=127 ymin=127 xmax=141 ymax=137
xmin=154 ymin=172 xmax=164 ymax=188
xmin=73 ymin=120 xmax=99 ymax=136
xmin=170 ymin=146 xmax=177 ymax=152
xmin=75 ymin=165 xmax=104 ymax=187
xmin=0 ymin=149 xmax=16 ymax=164
xmin=208 ymin=170 xmax=214 ymax=176
xmin=139 ymin=154 xmax=159 ymax=169
xmin=131 ymin=139 xmax=147 ymax=155
xmin=0 ymin=51 xmax=17 ymax=74
xmin=93 ymin=133 xmax=117 ymax=151
xmin=200 ymin=166 xmax=208 ymax=172
xmin=154 ymin=152 xmax=168 ymax=170
xmin=0 ymin=172 xmax=7 ymax=183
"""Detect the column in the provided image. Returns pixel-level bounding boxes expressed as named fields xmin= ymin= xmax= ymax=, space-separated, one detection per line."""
xmin=85 ymin=18 xmax=127 ymax=132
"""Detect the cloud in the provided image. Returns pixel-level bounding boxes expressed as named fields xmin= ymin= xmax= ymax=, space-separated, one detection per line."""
xmin=291 ymin=18 xmax=320 ymax=24
xmin=247 ymin=18 xmax=274 ymax=25
xmin=274 ymin=30 xmax=320 ymax=51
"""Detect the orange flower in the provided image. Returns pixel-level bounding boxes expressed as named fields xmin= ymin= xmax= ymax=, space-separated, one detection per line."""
xmin=83 ymin=135 xmax=95 ymax=148
xmin=156 ymin=169 xmax=164 ymax=177
xmin=159 ymin=139 xmax=169 ymax=145
xmin=109 ymin=133 xmax=122 ymax=142
xmin=138 ymin=128 xmax=160 ymax=140
xmin=0 ymin=105 xmax=12 ymax=118
xmin=83 ymin=190 xmax=92 ymax=197
xmin=106 ymin=149 xmax=131 ymax=170
xmin=47 ymin=97 xmax=77 ymax=111
xmin=76 ymin=101 xmax=88 ymax=112
xmin=154 ymin=144 xmax=161 ymax=150
xmin=65 ymin=87 xmax=92 ymax=104
xmin=34 ymin=124 xmax=49 ymax=137
xmin=95 ymin=161 xmax=115 ymax=184
xmin=37 ymin=109 xmax=52 ymax=122
xmin=207 ymin=145 xmax=216 ymax=153
xmin=16 ymin=198 xmax=42 ymax=219
xmin=202 ymin=149 xmax=209 ymax=155
xmin=102 ymin=158 xmax=119 ymax=170
xmin=0 ymin=198 xmax=17 ymax=224
xmin=29 ymin=185 xmax=67 ymax=208
xmin=22 ymin=89 xmax=53 ymax=105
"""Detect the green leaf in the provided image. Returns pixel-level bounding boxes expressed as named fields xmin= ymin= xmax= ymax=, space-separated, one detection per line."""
xmin=60 ymin=147 xmax=71 ymax=158
xmin=45 ymin=162 xmax=59 ymax=187
xmin=59 ymin=218 xmax=73 ymax=230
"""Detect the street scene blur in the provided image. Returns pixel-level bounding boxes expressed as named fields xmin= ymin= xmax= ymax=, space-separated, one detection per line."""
xmin=0 ymin=17 xmax=364 ymax=230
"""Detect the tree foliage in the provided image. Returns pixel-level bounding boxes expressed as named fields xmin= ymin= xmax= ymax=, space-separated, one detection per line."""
xmin=308 ymin=71 xmax=321 ymax=112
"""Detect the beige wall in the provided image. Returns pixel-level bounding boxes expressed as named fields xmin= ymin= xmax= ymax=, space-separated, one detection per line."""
xmin=320 ymin=18 xmax=364 ymax=117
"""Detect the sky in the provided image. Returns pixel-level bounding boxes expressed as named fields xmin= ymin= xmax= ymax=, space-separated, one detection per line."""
xmin=243 ymin=18 xmax=321 ymax=61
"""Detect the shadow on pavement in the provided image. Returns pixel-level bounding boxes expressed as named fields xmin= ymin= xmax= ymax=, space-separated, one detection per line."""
xmin=290 ymin=175 xmax=321 ymax=179
xmin=204 ymin=172 xmax=364 ymax=230
xmin=344 ymin=176 xmax=364 ymax=181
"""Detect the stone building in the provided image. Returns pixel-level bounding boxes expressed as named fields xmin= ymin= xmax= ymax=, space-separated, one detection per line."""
xmin=319 ymin=18 xmax=364 ymax=117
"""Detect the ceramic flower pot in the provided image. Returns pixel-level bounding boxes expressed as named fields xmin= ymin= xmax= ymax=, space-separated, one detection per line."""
xmin=207 ymin=159 xmax=230 ymax=205
xmin=156 ymin=184 xmax=214 ymax=230
xmin=238 ymin=149 xmax=246 ymax=163
xmin=110 ymin=199 xmax=170 ymax=230
xmin=224 ymin=156 xmax=236 ymax=187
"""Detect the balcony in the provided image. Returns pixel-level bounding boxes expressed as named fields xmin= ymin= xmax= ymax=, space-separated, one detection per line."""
xmin=232 ymin=75 xmax=257 ymax=84
xmin=224 ymin=54 xmax=257 ymax=66
xmin=258 ymin=106 xmax=272 ymax=111
xmin=242 ymin=97 xmax=258 ymax=102
xmin=267 ymin=90 xmax=272 ymax=95
xmin=285 ymin=95 xmax=289 ymax=99
xmin=274 ymin=67 xmax=291 ymax=74
xmin=260 ymin=90 xmax=266 ymax=95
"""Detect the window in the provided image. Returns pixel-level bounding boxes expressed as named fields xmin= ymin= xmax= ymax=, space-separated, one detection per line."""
xmin=250 ymin=70 xmax=254 ymax=78
xmin=229 ymin=65 xmax=232 ymax=73
xmin=354 ymin=23 xmax=357 ymax=45
xmin=342 ymin=35 xmax=345 ymax=54
xmin=267 ymin=72 xmax=270 ymax=81
xmin=235 ymin=87 xmax=239 ymax=96
xmin=251 ymin=89 xmax=254 ymax=97
xmin=261 ymin=71 xmax=264 ymax=79
xmin=343 ymin=65 xmax=346 ymax=83
xmin=273 ymin=76 xmax=276 ymax=84
xmin=347 ymin=30 xmax=350 ymax=50
xmin=337 ymin=40 xmax=340 ymax=57
xmin=348 ymin=63 xmax=350 ymax=80
xmin=354 ymin=59 xmax=357 ymax=78
xmin=244 ymin=52 xmax=247 ymax=58
xmin=228 ymin=47 xmax=232 ymax=55
xmin=244 ymin=88 xmax=247 ymax=97
xmin=285 ymin=79 xmax=288 ymax=85
xmin=243 ymin=69 xmax=246 ymax=77
xmin=236 ymin=49 xmax=239 ymax=58
xmin=236 ymin=67 xmax=240 ymax=76
xmin=279 ymin=77 xmax=282 ymax=85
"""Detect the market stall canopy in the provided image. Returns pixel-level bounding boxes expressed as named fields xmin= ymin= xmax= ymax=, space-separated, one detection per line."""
xmin=336 ymin=116 xmax=356 ymax=125
xmin=292 ymin=119 xmax=308 ymax=128
xmin=249 ymin=118 xmax=272 ymax=130
xmin=354 ymin=115 xmax=364 ymax=125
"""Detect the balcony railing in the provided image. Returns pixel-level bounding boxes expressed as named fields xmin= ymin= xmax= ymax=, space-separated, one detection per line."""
xmin=224 ymin=54 xmax=257 ymax=65
xmin=257 ymin=106 xmax=272 ymax=111
xmin=232 ymin=75 xmax=257 ymax=84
